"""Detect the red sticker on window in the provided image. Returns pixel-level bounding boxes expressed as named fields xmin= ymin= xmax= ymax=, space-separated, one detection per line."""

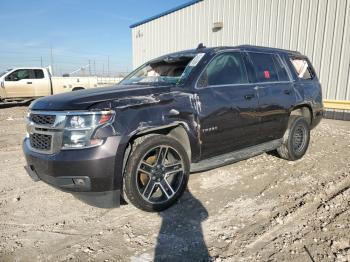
xmin=264 ymin=70 xmax=270 ymax=79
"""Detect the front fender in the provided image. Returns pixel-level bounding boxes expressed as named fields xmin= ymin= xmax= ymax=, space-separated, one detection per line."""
xmin=90 ymin=90 xmax=202 ymax=191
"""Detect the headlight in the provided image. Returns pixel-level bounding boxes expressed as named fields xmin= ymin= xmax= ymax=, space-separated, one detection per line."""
xmin=69 ymin=115 xmax=87 ymax=128
xmin=62 ymin=111 xmax=115 ymax=149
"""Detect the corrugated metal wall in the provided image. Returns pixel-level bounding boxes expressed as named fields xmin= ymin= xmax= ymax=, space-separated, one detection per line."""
xmin=131 ymin=0 xmax=350 ymax=104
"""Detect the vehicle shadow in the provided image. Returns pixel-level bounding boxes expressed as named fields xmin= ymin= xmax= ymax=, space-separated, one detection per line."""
xmin=154 ymin=189 xmax=210 ymax=261
xmin=0 ymin=100 xmax=31 ymax=109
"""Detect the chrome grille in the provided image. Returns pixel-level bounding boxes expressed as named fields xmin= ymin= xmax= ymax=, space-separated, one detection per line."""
xmin=30 ymin=133 xmax=52 ymax=151
xmin=30 ymin=114 xmax=56 ymax=125
xmin=27 ymin=111 xmax=66 ymax=154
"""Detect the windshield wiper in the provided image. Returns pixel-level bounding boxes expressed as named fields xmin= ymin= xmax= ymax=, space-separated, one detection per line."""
xmin=125 ymin=81 xmax=175 ymax=86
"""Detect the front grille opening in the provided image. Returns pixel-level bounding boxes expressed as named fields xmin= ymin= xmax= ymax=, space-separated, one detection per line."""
xmin=30 ymin=133 xmax=52 ymax=151
xmin=30 ymin=114 xmax=56 ymax=125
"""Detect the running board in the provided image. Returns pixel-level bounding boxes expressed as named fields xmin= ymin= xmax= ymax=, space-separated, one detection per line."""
xmin=190 ymin=139 xmax=282 ymax=173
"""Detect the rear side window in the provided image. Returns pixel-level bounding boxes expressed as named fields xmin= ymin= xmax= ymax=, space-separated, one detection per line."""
xmin=247 ymin=52 xmax=289 ymax=82
xmin=290 ymin=57 xmax=314 ymax=80
xmin=33 ymin=69 xmax=44 ymax=79
xmin=272 ymin=55 xmax=289 ymax=81
xmin=197 ymin=52 xmax=248 ymax=87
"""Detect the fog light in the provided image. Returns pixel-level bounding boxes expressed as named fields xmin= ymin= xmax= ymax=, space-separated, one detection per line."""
xmin=73 ymin=178 xmax=87 ymax=186
xmin=66 ymin=177 xmax=91 ymax=190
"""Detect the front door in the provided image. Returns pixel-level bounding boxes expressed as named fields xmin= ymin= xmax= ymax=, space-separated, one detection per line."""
xmin=4 ymin=69 xmax=36 ymax=98
xmin=195 ymin=51 xmax=260 ymax=159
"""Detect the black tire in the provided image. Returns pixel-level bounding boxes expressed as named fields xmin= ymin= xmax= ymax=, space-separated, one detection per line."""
xmin=277 ymin=115 xmax=310 ymax=161
xmin=124 ymin=135 xmax=190 ymax=212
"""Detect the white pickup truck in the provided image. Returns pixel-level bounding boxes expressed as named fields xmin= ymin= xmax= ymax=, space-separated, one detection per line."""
xmin=0 ymin=67 xmax=122 ymax=103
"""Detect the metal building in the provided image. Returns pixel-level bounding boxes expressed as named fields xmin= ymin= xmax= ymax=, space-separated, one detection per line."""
xmin=130 ymin=0 xmax=350 ymax=118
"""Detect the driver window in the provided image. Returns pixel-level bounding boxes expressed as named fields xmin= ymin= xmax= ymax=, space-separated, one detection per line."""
xmin=197 ymin=52 xmax=248 ymax=87
xmin=5 ymin=69 xmax=31 ymax=81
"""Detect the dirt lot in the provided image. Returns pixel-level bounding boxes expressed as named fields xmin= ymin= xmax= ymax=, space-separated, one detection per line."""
xmin=0 ymin=106 xmax=349 ymax=262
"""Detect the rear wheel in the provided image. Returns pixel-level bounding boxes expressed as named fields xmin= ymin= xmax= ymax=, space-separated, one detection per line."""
xmin=277 ymin=115 xmax=310 ymax=161
xmin=124 ymin=135 xmax=189 ymax=212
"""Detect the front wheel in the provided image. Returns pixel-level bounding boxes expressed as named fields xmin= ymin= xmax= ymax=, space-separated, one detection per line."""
xmin=123 ymin=135 xmax=190 ymax=212
xmin=277 ymin=115 xmax=310 ymax=161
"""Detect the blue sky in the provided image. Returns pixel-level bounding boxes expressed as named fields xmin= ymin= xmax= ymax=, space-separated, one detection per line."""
xmin=0 ymin=0 xmax=189 ymax=75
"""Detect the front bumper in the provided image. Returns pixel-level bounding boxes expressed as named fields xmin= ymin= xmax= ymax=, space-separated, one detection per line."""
xmin=23 ymin=136 xmax=123 ymax=208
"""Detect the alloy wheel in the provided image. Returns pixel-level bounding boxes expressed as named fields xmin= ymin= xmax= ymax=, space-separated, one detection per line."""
xmin=136 ymin=145 xmax=185 ymax=204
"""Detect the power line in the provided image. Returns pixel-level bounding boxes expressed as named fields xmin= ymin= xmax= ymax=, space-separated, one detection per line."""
xmin=0 ymin=50 xmax=131 ymax=60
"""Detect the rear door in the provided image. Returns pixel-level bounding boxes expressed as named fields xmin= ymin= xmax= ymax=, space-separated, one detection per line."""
xmin=31 ymin=69 xmax=51 ymax=97
xmin=195 ymin=51 xmax=260 ymax=159
xmin=244 ymin=52 xmax=295 ymax=143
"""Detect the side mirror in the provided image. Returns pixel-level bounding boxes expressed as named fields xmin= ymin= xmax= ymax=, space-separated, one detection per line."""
xmin=0 ymin=81 xmax=4 ymax=88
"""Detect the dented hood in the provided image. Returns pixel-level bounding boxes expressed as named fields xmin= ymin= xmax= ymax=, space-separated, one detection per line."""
xmin=30 ymin=84 xmax=172 ymax=111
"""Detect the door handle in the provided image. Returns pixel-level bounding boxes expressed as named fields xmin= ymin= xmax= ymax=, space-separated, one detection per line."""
xmin=168 ymin=109 xmax=180 ymax=116
xmin=244 ymin=94 xmax=255 ymax=100
xmin=284 ymin=89 xmax=291 ymax=95
xmin=27 ymin=82 xmax=32 ymax=84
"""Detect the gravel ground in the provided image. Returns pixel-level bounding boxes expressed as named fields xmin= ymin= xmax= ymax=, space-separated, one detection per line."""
xmin=0 ymin=106 xmax=349 ymax=262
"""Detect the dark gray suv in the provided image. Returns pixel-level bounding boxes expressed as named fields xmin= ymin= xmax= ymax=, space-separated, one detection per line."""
xmin=23 ymin=45 xmax=323 ymax=212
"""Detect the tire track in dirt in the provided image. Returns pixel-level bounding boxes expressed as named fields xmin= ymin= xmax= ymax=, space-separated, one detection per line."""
xmin=246 ymin=177 xmax=350 ymax=251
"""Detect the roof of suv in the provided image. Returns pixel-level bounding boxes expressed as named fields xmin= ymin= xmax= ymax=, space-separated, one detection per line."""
xmin=161 ymin=45 xmax=302 ymax=59
xmin=235 ymin=45 xmax=302 ymax=55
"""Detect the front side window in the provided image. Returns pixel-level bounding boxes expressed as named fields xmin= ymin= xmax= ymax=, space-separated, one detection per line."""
xmin=197 ymin=52 xmax=248 ymax=87
xmin=120 ymin=52 xmax=204 ymax=86
xmin=5 ymin=69 xmax=31 ymax=81
xmin=290 ymin=57 xmax=314 ymax=80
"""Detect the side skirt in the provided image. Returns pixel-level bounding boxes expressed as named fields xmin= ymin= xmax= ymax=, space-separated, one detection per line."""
xmin=190 ymin=139 xmax=282 ymax=173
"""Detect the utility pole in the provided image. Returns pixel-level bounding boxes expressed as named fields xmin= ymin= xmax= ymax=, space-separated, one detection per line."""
xmin=50 ymin=45 xmax=54 ymax=75
xmin=107 ymin=56 xmax=110 ymax=77
xmin=93 ymin=60 xmax=96 ymax=76
xmin=88 ymin=60 xmax=91 ymax=76
xmin=40 ymin=56 xmax=43 ymax=67
xmin=102 ymin=64 xmax=105 ymax=76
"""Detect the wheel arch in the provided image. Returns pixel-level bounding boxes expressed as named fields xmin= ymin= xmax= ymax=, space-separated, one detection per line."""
xmin=291 ymin=104 xmax=313 ymax=125
xmin=72 ymin=87 xmax=85 ymax=91
xmin=121 ymin=123 xmax=194 ymax=175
